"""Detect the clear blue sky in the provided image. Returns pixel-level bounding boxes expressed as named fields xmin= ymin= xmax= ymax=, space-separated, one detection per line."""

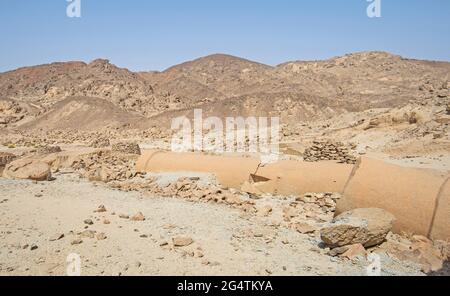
xmin=0 ymin=0 xmax=449 ymax=72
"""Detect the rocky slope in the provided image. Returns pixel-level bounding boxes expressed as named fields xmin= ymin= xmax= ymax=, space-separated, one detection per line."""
xmin=0 ymin=51 xmax=448 ymax=129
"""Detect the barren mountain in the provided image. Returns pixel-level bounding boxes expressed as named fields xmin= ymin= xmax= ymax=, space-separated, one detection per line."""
xmin=0 ymin=59 xmax=158 ymax=117
xmin=144 ymin=52 xmax=449 ymax=122
xmin=0 ymin=51 xmax=448 ymax=131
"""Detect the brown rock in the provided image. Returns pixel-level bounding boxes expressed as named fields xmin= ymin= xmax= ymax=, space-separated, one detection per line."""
xmin=295 ymin=223 xmax=317 ymax=234
xmin=131 ymin=212 xmax=145 ymax=221
xmin=411 ymin=241 xmax=444 ymax=273
xmin=224 ymin=193 xmax=243 ymax=205
xmin=257 ymin=205 xmax=273 ymax=217
xmin=71 ymin=239 xmax=83 ymax=245
xmin=328 ymin=245 xmax=351 ymax=257
xmin=95 ymin=205 xmax=107 ymax=213
xmin=283 ymin=206 xmax=298 ymax=219
xmin=3 ymin=159 xmax=51 ymax=181
xmin=341 ymin=244 xmax=367 ymax=260
xmin=49 ymin=233 xmax=65 ymax=241
xmin=434 ymin=240 xmax=450 ymax=260
xmin=96 ymin=233 xmax=107 ymax=241
xmin=321 ymin=208 xmax=395 ymax=248
xmin=172 ymin=236 xmax=194 ymax=247
xmin=80 ymin=230 xmax=96 ymax=239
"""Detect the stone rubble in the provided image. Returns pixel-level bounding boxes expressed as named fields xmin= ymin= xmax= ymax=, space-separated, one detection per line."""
xmin=71 ymin=150 xmax=141 ymax=183
xmin=0 ymin=152 xmax=17 ymax=167
xmin=90 ymin=138 xmax=111 ymax=148
xmin=303 ymin=140 xmax=358 ymax=164
xmin=378 ymin=233 xmax=449 ymax=273
xmin=111 ymin=142 xmax=141 ymax=155
xmin=36 ymin=146 xmax=62 ymax=155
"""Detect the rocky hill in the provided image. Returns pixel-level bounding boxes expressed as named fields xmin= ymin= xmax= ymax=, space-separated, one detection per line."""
xmin=0 ymin=51 xmax=449 ymax=131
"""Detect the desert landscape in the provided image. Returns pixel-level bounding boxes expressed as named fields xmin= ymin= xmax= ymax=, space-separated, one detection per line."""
xmin=0 ymin=51 xmax=449 ymax=276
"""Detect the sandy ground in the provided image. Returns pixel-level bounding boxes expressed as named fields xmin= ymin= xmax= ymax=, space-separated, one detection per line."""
xmin=0 ymin=173 xmax=423 ymax=276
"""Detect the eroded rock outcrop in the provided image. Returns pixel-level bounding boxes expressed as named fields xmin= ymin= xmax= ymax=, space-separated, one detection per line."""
xmin=3 ymin=158 xmax=52 ymax=181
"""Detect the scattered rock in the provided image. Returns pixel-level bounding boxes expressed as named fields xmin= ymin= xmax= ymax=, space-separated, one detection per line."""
xmin=328 ymin=246 xmax=351 ymax=257
xmin=80 ymin=230 xmax=96 ymax=239
xmin=71 ymin=239 xmax=83 ymax=245
xmin=119 ymin=214 xmax=130 ymax=219
xmin=320 ymin=208 xmax=395 ymax=248
xmin=96 ymin=233 xmax=107 ymax=241
xmin=172 ymin=237 xmax=194 ymax=247
xmin=257 ymin=205 xmax=273 ymax=217
xmin=434 ymin=240 xmax=450 ymax=261
xmin=131 ymin=212 xmax=145 ymax=221
xmin=84 ymin=219 xmax=94 ymax=225
xmin=241 ymin=181 xmax=264 ymax=198
xmin=386 ymin=236 xmax=446 ymax=273
xmin=341 ymin=244 xmax=367 ymax=260
xmin=30 ymin=244 xmax=38 ymax=251
xmin=95 ymin=205 xmax=107 ymax=213
xmin=49 ymin=233 xmax=65 ymax=242
xmin=294 ymin=222 xmax=317 ymax=234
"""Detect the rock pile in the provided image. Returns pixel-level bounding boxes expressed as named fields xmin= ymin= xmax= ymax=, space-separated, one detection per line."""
xmin=303 ymin=140 xmax=357 ymax=164
xmin=112 ymin=142 xmax=141 ymax=155
xmin=90 ymin=138 xmax=110 ymax=148
xmin=37 ymin=146 xmax=62 ymax=155
xmin=111 ymin=177 xmax=256 ymax=213
xmin=379 ymin=233 xmax=449 ymax=273
xmin=71 ymin=151 xmax=141 ymax=183
xmin=282 ymin=192 xmax=341 ymax=228
xmin=0 ymin=152 xmax=16 ymax=167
